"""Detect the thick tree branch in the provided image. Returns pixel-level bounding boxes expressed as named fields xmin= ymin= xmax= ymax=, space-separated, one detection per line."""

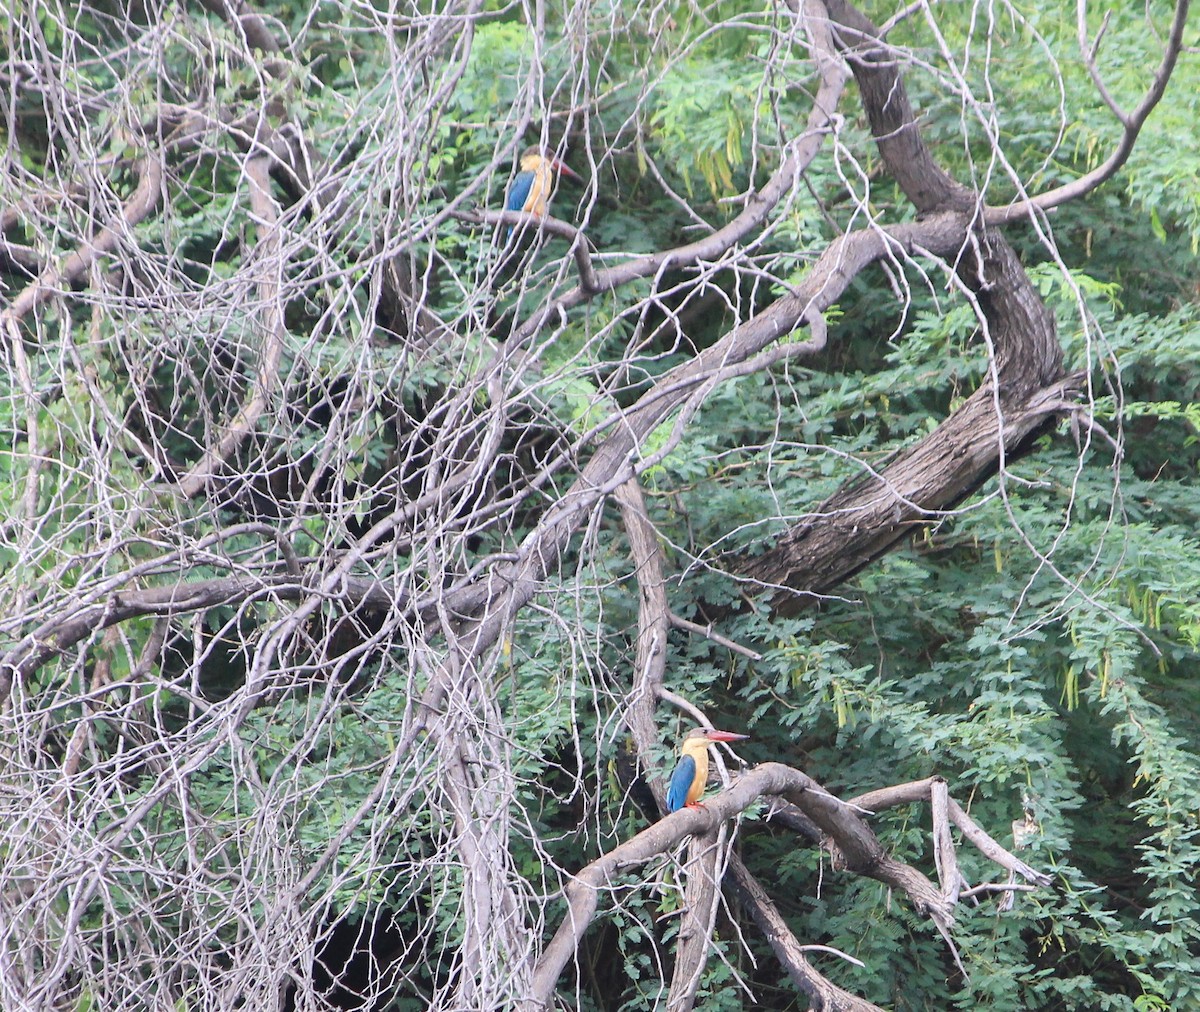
xmin=669 ymin=829 xmax=730 ymax=1012
xmin=822 ymin=0 xmax=973 ymax=214
xmin=614 ymin=479 xmax=673 ymax=806
xmin=738 ymin=0 xmax=1067 ymax=604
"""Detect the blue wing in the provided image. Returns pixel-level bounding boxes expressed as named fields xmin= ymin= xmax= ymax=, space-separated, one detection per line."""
xmin=506 ymin=170 xmax=535 ymax=213
xmin=666 ymin=755 xmax=697 ymax=813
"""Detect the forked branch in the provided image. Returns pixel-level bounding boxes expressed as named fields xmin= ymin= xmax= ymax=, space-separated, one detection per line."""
xmin=987 ymin=0 xmax=1190 ymax=224
xmin=531 ymin=763 xmax=1051 ymax=1008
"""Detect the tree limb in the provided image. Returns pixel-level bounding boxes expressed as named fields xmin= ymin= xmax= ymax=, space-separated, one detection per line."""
xmin=0 ymin=155 xmax=164 ymax=326
xmin=737 ymin=0 xmax=1068 ymax=604
xmin=669 ymin=828 xmax=731 ymax=1012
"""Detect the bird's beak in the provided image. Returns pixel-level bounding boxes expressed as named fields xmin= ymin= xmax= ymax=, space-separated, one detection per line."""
xmin=705 ymin=730 xmax=749 ymax=742
xmin=550 ymin=158 xmax=583 ymax=183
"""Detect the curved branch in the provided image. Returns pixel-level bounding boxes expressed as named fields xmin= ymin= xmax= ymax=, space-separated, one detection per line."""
xmin=738 ymin=0 xmax=1068 ymax=604
xmin=446 ymin=210 xmax=975 ymax=645
xmin=986 ymin=0 xmax=1190 ymax=224
xmin=456 ymin=209 xmax=601 ymax=293
xmin=822 ymin=0 xmax=973 ymax=213
xmin=175 ymin=156 xmax=287 ymax=498
xmin=1 ymin=155 xmax=163 ymax=325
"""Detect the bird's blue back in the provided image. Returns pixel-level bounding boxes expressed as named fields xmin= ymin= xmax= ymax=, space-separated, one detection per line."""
xmin=666 ymin=755 xmax=697 ymax=813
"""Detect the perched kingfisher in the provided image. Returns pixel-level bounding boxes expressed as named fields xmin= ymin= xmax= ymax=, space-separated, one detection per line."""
xmin=505 ymin=145 xmax=582 ymax=221
xmin=666 ymin=727 xmax=749 ymax=813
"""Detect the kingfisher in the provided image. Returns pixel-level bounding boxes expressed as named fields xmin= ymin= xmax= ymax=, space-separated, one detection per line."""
xmin=505 ymin=145 xmax=582 ymax=223
xmin=665 ymin=727 xmax=749 ymax=813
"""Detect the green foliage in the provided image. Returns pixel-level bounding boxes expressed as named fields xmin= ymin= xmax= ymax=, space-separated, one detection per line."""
xmin=5 ymin=0 xmax=1200 ymax=1008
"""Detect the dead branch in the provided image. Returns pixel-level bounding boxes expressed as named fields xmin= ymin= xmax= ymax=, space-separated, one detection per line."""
xmin=847 ymin=777 xmax=1052 ymax=889
xmin=455 ymin=209 xmax=601 ymax=293
xmin=947 ymin=798 xmax=1052 ymax=888
xmin=614 ymin=478 xmax=673 ymax=808
xmin=668 ymin=613 xmax=762 ymax=661
xmin=0 ymin=155 xmax=163 ymax=325
xmin=669 ymin=828 xmax=732 ymax=1012
xmin=0 ymin=572 xmax=395 ymax=703
xmin=931 ymin=777 xmax=962 ymax=907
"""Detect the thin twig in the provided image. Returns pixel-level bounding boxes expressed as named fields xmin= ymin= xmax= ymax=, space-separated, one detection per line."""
xmin=668 ymin=613 xmax=762 ymax=661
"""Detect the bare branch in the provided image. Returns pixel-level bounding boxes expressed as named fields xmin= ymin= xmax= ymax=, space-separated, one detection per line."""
xmin=0 ymin=572 xmax=395 ymax=702
xmin=455 ymin=209 xmax=601 ymax=293
xmin=947 ymin=799 xmax=1053 ymax=888
xmin=668 ymin=613 xmax=763 ymax=661
xmin=532 ymin=761 xmax=1047 ymax=1005
xmin=848 ymin=778 xmax=1053 ymax=889
xmin=0 ymin=155 xmax=163 ymax=325
xmin=931 ymin=778 xmax=962 ymax=907
xmin=669 ymin=829 xmax=731 ymax=1012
